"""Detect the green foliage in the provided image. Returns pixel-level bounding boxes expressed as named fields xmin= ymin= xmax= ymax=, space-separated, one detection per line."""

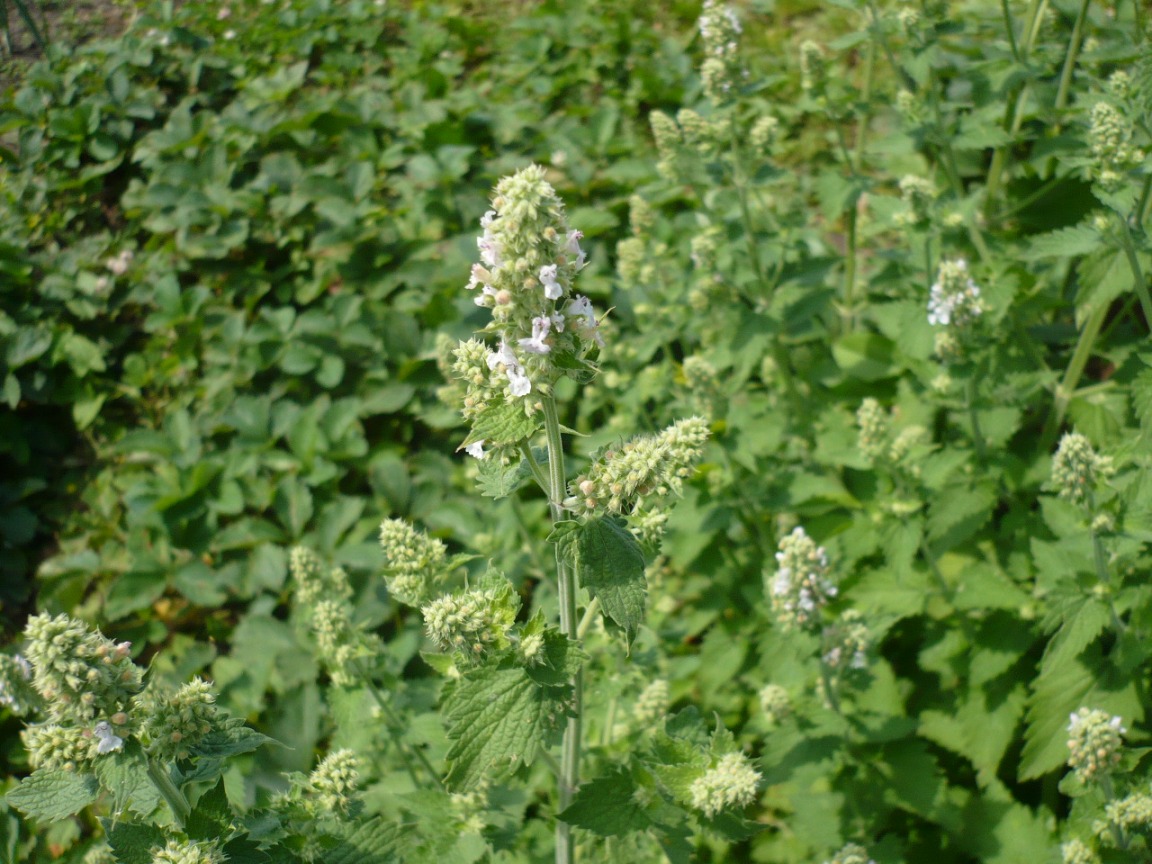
xmin=4 ymin=0 xmax=1152 ymax=861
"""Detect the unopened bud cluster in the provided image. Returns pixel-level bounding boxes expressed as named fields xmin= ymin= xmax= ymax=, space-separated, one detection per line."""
xmin=1051 ymin=432 xmax=1114 ymax=505
xmin=749 ymin=115 xmax=780 ymax=154
xmin=291 ymin=545 xmax=352 ymax=608
xmin=800 ymin=41 xmax=828 ymax=101
xmin=1088 ymin=102 xmax=1144 ymax=189
xmin=1067 ymin=707 xmax=1125 ymax=783
xmin=896 ymin=174 xmax=936 ymax=226
xmin=767 ymin=527 xmax=838 ymax=631
xmin=927 ymin=258 xmax=983 ymax=328
xmin=151 ymin=839 xmax=226 ymax=864
xmin=824 ymin=843 xmax=877 ymax=864
xmin=567 ymin=417 xmax=710 ymax=516
xmin=688 ymin=751 xmax=761 ymax=817
xmin=136 ymin=678 xmax=219 ymax=762
xmin=421 ymin=579 xmax=518 ymax=661
xmin=379 ymin=518 xmax=450 ymax=607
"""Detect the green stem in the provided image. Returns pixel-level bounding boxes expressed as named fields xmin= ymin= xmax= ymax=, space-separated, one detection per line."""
xmin=1086 ymin=490 xmax=1127 ymax=637
xmin=1042 ymin=303 xmax=1108 ymax=445
xmin=520 ymin=440 xmax=550 ymax=495
xmin=1054 ymin=0 xmax=1090 ymax=118
xmin=1100 ymin=774 xmax=1130 ymax=850
xmin=146 ymin=759 xmax=190 ymax=829
xmin=358 ymin=664 xmax=444 ymax=790
xmin=542 ymin=395 xmax=582 ymax=864
xmin=1000 ymin=0 xmax=1021 ymax=62
xmin=1117 ymin=216 xmax=1152 ymax=329
xmin=966 ymin=372 xmax=987 ymax=462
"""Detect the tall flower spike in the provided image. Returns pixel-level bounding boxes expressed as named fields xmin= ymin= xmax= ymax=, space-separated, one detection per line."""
xmin=1051 ymin=432 xmax=1114 ymax=504
xmin=927 ymin=258 xmax=983 ymax=328
xmin=767 ymin=527 xmax=837 ymax=631
xmin=379 ymin=518 xmax=450 ymax=607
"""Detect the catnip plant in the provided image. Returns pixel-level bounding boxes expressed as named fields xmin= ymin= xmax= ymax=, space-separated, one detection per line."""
xmin=371 ymin=164 xmax=758 ymax=861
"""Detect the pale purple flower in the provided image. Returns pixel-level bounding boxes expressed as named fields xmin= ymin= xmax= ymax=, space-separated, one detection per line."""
xmin=486 ymin=340 xmax=519 ymax=372
xmin=93 ymin=721 xmax=123 ymax=755
xmin=568 ymin=294 xmax=604 ymax=346
xmin=465 ymin=441 xmax=487 ymax=460
xmin=566 ymin=229 xmax=587 ymax=269
xmin=507 ymin=366 xmax=532 ymax=397
xmin=519 ymin=316 xmax=552 ymax=355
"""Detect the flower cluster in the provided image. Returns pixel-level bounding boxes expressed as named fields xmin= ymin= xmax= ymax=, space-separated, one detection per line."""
xmin=821 ymin=609 xmax=870 ymax=673
xmin=767 ymin=527 xmax=837 ymax=631
xmin=688 ymin=751 xmax=761 ymax=818
xmin=136 ymin=678 xmax=220 ymax=762
xmin=305 ymin=748 xmax=362 ymax=819
xmin=0 ymin=653 xmax=37 ymax=716
xmin=633 ymin=678 xmax=670 ymax=726
xmin=1067 ymin=707 xmax=1126 ymax=784
xmin=421 ymin=577 xmax=519 ymax=661
xmin=1098 ymin=791 xmax=1152 ymax=841
xmin=895 ymin=174 xmax=936 ymax=226
xmin=1051 ymin=432 xmax=1114 ymax=505
xmin=855 ymin=397 xmax=889 ymax=464
xmin=824 ymin=843 xmax=877 ymax=864
xmin=151 ymin=839 xmax=226 ymax=864
xmin=1061 ymin=838 xmax=1100 ymax=864
xmin=799 ymin=41 xmax=827 ymax=100
xmin=452 ymin=166 xmax=595 ymax=433
xmin=1088 ymin=101 xmax=1144 ymax=189
xmin=698 ymin=0 xmax=742 ymax=98
xmin=927 ymin=258 xmax=983 ymax=328
xmin=291 ymin=545 xmax=353 ymax=608
xmin=379 ymin=518 xmax=450 ymax=607
xmin=17 ymin=614 xmax=140 ymax=771
xmin=749 ymin=115 xmax=780 ymax=154
xmin=758 ymin=684 xmax=791 ymax=725
xmin=567 ymin=417 xmax=710 ymax=516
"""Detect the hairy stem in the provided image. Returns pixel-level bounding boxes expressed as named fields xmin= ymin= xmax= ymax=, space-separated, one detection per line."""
xmin=1043 ymin=302 xmax=1107 ymax=445
xmin=146 ymin=759 xmax=190 ymax=829
xmin=542 ymin=395 xmax=582 ymax=864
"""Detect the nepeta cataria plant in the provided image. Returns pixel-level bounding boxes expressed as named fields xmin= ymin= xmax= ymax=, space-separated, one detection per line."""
xmin=374 ymin=165 xmax=756 ymax=861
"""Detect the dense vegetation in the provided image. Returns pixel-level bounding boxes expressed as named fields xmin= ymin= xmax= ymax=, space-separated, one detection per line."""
xmin=2 ymin=0 xmax=1152 ymax=861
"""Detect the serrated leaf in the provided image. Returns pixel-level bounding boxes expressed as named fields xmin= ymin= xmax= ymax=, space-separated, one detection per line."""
xmin=474 ymin=449 xmax=544 ymax=500
xmin=1076 ymin=249 xmax=1130 ymax=311
xmin=190 ymin=719 xmax=274 ymax=760
xmin=219 ymin=836 xmax=275 ymax=864
xmin=553 ymin=517 xmax=647 ymax=640
xmin=559 ymin=766 xmax=651 ymax=835
xmin=186 ymin=778 xmax=233 ymax=841
xmin=1132 ymin=366 xmax=1152 ymax=430
xmin=104 ymin=820 xmax=166 ymax=864
xmin=6 ymin=769 xmax=99 ymax=822
xmin=94 ymin=740 xmax=162 ymax=817
xmin=443 ymin=663 xmax=571 ymax=791
xmin=317 ymin=817 xmax=404 ymax=864
xmin=467 ymin=400 xmax=539 ymax=447
xmin=927 ymin=482 xmax=995 ymax=554
xmin=1020 ymin=223 xmax=1101 ymax=260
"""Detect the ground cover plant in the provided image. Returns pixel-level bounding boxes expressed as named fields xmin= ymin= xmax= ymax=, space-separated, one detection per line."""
xmin=2 ymin=0 xmax=1152 ymax=861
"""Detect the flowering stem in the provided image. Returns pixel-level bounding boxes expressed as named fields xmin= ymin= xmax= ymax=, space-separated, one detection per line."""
xmin=1117 ymin=216 xmax=1152 ymax=329
xmin=357 ymin=662 xmax=444 ymax=790
xmin=520 ymin=440 xmax=551 ymax=495
xmin=541 ymin=394 xmax=582 ymax=864
xmin=146 ymin=758 xmax=190 ymax=830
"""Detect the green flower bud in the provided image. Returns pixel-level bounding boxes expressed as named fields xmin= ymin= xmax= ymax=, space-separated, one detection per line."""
xmin=628 ymin=194 xmax=655 ymax=236
xmin=749 ymin=115 xmax=780 ymax=154
xmin=767 ymin=527 xmax=837 ymax=632
xmin=824 ymin=843 xmax=876 ymax=864
xmin=136 ymin=678 xmax=219 ymax=762
xmin=151 ymin=839 xmax=226 ymax=864
xmin=1100 ymin=792 xmax=1152 ymax=841
xmin=379 ymin=518 xmax=450 ymax=607
xmin=421 ymin=577 xmax=519 ymax=661
xmin=1089 ymin=102 xmax=1143 ymax=188
xmin=616 ymin=237 xmax=646 ymax=284
xmin=1061 ymin=839 xmax=1100 ymax=864
xmin=855 ymin=398 xmax=889 ymax=464
xmin=0 ymin=653 xmax=38 ymax=717
xmin=306 ymin=748 xmax=361 ymax=818
xmin=1051 ymin=432 xmax=1114 ymax=505
xmin=633 ymin=678 xmax=670 ymax=725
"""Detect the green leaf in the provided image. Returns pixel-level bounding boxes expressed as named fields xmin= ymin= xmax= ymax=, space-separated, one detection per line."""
xmin=186 ymin=778 xmax=234 ymax=841
xmin=1021 ymin=223 xmax=1100 ymax=260
xmin=473 ymin=448 xmax=544 ymax=499
xmin=104 ymin=820 xmax=167 ymax=864
xmin=443 ymin=663 xmax=570 ymax=791
xmin=553 ymin=517 xmax=647 ymax=640
xmin=831 ymin=331 xmax=895 ymax=381
xmin=6 ymin=769 xmax=98 ymax=822
xmin=190 ymin=719 xmax=274 ymax=761
xmin=94 ymin=740 xmax=162 ymax=817
xmin=467 ymin=399 xmax=539 ymax=447
xmin=321 ymin=817 xmax=406 ymax=864
xmin=560 ymin=766 xmax=652 ymax=835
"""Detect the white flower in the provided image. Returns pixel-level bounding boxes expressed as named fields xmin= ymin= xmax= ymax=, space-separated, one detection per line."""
xmin=93 ymin=721 xmax=123 ymax=755
xmin=486 ymin=340 xmax=519 ymax=372
xmin=540 ymin=264 xmax=563 ymax=300
xmin=568 ymin=295 xmax=604 ymax=346
xmin=519 ymin=316 xmax=552 ymax=355
xmin=465 ymin=441 xmax=487 ymax=460
xmin=105 ymin=250 xmax=133 ymax=276
xmin=507 ymin=366 xmax=532 ymax=397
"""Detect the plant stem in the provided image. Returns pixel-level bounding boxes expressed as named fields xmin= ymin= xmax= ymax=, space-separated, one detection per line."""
xmin=966 ymin=371 xmax=987 ymax=462
xmin=146 ymin=759 xmax=190 ymax=829
xmin=358 ymin=663 xmax=444 ymax=790
xmin=1042 ymin=302 xmax=1107 ymax=446
xmin=1117 ymin=216 xmax=1152 ymax=329
xmin=542 ymin=395 xmax=582 ymax=864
